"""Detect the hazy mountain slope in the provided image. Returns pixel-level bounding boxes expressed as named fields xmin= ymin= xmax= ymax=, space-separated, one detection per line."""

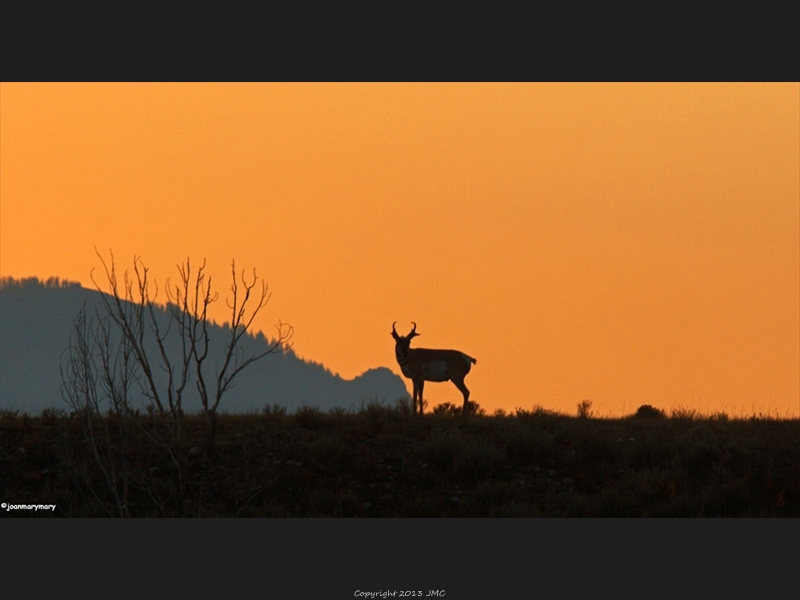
xmin=0 ymin=278 xmax=408 ymax=413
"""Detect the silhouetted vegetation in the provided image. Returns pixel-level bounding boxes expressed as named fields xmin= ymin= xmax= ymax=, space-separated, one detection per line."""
xmin=632 ymin=404 xmax=666 ymax=420
xmin=2 ymin=402 xmax=797 ymax=517
xmin=57 ymin=253 xmax=293 ymax=516
xmin=577 ymin=399 xmax=594 ymax=419
xmin=0 ymin=276 xmax=82 ymax=290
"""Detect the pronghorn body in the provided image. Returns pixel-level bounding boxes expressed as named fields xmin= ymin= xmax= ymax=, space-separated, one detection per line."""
xmin=391 ymin=322 xmax=476 ymax=415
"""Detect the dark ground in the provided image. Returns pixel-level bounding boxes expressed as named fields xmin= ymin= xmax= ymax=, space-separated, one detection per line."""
xmin=1 ymin=403 xmax=798 ymax=517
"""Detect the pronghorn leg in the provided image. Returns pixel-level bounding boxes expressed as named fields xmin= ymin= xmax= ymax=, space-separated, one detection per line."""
xmin=417 ymin=380 xmax=425 ymax=415
xmin=452 ymin=378 xmax=470 ymax=413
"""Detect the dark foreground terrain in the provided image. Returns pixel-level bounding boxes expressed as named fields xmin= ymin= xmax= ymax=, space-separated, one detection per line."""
xmin=1 ymin=403 xmax=798 ymax=517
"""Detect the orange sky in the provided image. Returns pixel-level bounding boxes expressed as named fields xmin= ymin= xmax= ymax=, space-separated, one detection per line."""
xmin=2 ymin=83 xmax=798 ymax=417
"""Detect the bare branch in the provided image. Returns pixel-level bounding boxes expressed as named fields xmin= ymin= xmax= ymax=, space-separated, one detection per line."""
xmin=63 ymin=252 xmax=291 ymax=515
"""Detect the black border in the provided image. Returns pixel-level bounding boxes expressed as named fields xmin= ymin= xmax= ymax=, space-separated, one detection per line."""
xmin=2 ymin=5 xmax=798 ymax=81
xmin=4 ymin=519 xmax=799 ymax=596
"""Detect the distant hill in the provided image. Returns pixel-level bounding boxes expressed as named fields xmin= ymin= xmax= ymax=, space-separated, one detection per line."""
xmin=0 ymin=277 xmax=409 ymax=414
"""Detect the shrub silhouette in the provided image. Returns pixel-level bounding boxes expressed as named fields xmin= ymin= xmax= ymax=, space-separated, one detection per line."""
xmin=577 ymin=399 xmax=593 ymax=419
xmin=433 ymin=402 xmax=462 ymax=416
xmin=432 ymin=400 xmax=485 ymax=416
xmin=463 ymin=400 xmax=485 ymax=416
xmin=633 ymin=404 xmax=666 ymax=419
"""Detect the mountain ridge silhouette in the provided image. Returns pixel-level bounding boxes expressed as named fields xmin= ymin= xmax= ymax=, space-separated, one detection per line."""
xmin=0 ymin=277 xmax=409 ymax=413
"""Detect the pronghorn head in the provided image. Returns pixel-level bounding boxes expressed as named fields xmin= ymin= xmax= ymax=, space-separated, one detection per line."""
xmin=391 ymin=321 xmax=419 ymax=359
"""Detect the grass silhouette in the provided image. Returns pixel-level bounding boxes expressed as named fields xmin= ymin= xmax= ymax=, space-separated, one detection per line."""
xmin=1 ymin=401 xmax=797 ymax=517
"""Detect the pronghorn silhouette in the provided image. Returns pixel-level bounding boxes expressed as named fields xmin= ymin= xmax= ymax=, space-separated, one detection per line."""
xmin=391 ymin=322 xmax=476 ymax=415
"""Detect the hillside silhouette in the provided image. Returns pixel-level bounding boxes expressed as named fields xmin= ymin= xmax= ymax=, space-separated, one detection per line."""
xmin=0 ymin=277 xmax=408 ymax=413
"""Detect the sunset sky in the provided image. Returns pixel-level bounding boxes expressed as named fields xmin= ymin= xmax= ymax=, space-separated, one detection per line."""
xmin=1 ymin=83 xmax=798 ymax=417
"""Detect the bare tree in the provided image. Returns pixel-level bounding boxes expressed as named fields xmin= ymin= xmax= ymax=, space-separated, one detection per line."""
xmin=61 ymin=251 xmax=292 ymax=516
xmin=61 ymin=305 xmax=136 ymax=517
